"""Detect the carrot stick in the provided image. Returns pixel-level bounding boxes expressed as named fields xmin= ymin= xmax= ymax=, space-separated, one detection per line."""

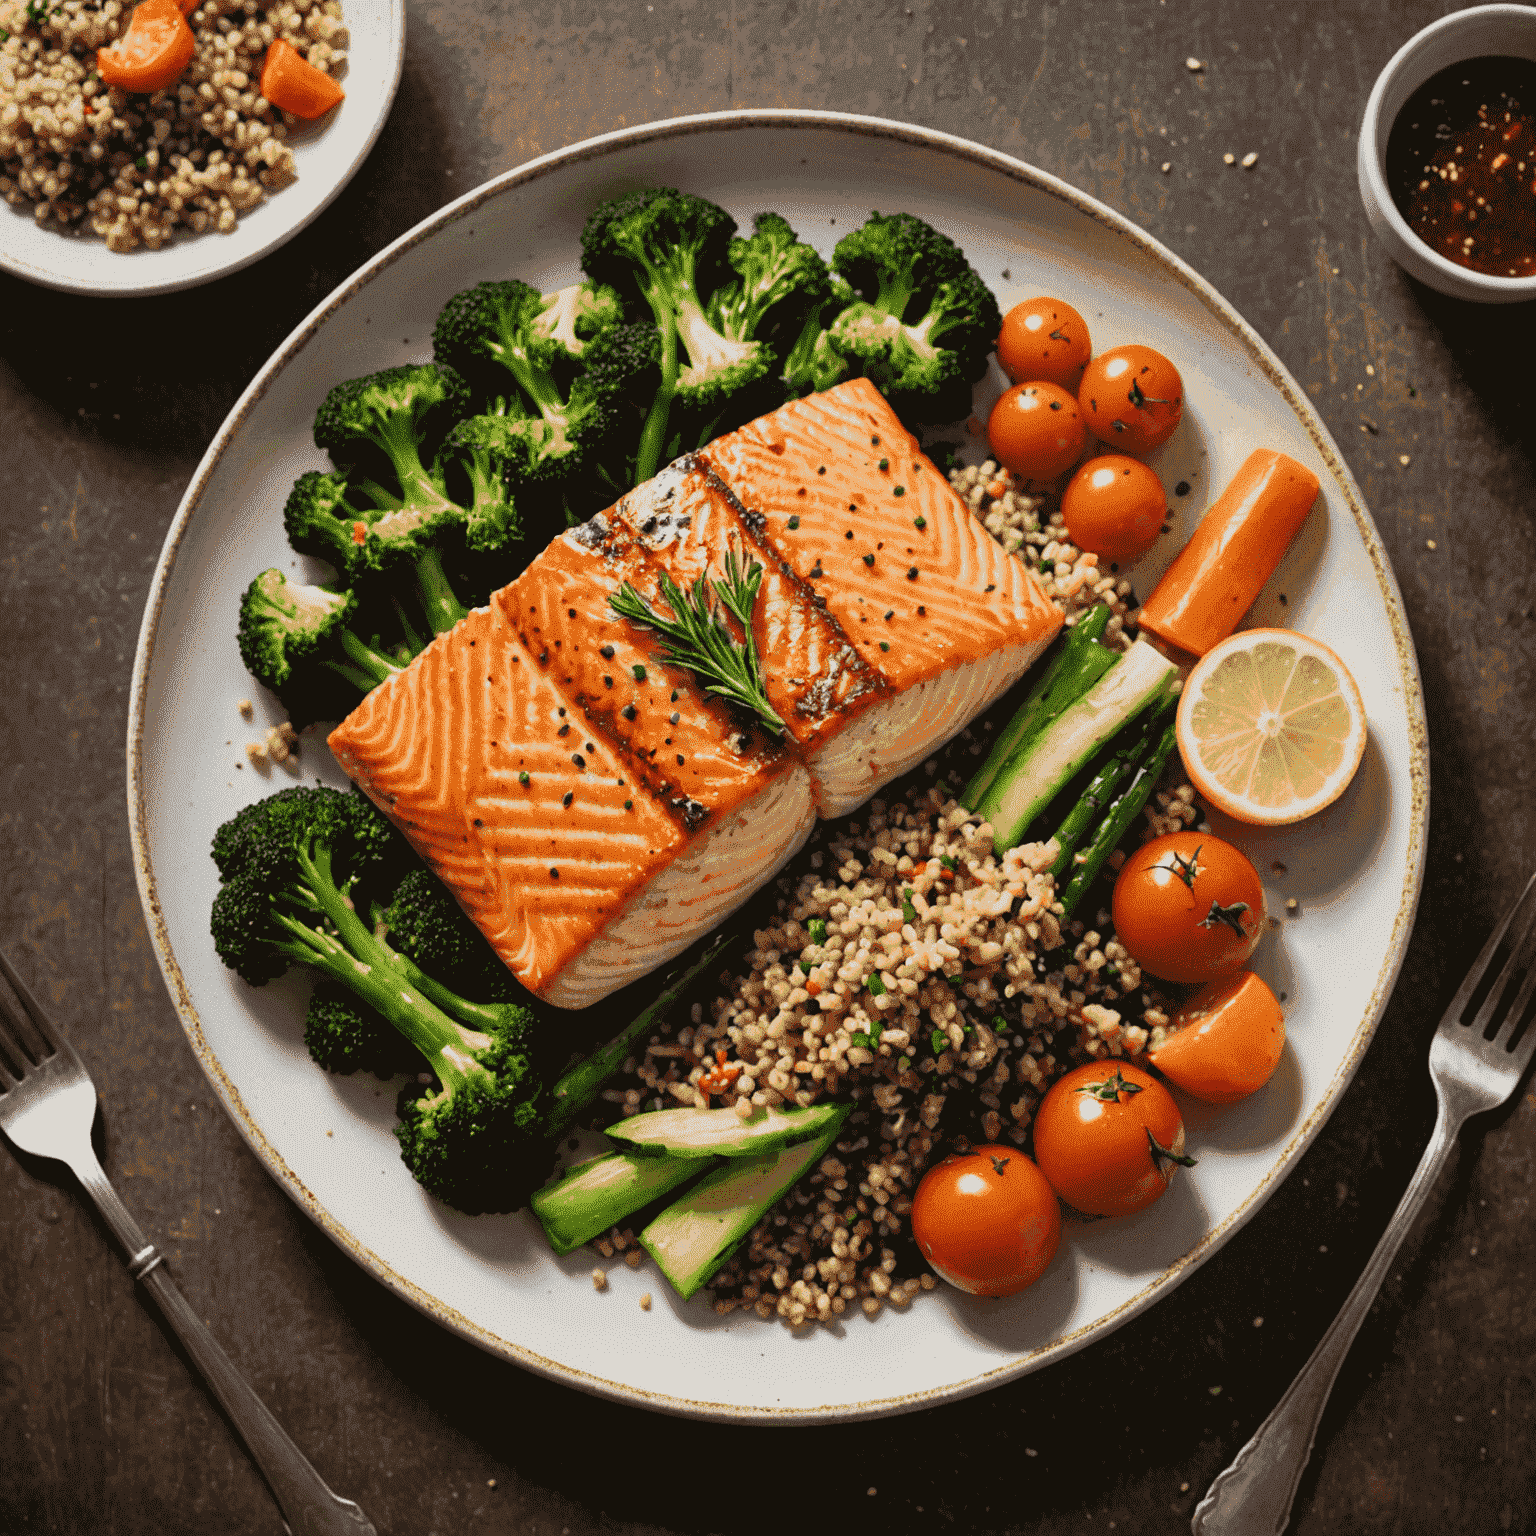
xmin=97 ymin=0 xmax=195 ymax=94
xmin=260 ymin=38 xmax=345 ymax=120
xmin=1137 ymin=449 xmax=1320 ymax=658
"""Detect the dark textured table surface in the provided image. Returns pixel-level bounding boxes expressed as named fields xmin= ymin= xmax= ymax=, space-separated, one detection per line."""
xmin=5 ymin=2 xmax=1536 ymax=1532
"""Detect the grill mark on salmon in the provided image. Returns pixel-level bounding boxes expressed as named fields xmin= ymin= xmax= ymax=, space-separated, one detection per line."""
xmin=612 ymin=459 xmax=889 ymax=760
xmin=494 ymin=518 xmax=787 ymax=834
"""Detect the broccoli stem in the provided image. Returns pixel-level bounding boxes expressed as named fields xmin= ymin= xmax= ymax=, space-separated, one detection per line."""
xmin=333 ymin=627 xmax=406 ymax=687
xmin=269 ymin=849 xmax=488 ymax=1096
xmin=413 ymin=546 xmax=469 ymax=634
xmin=545 ymin=933 xmax=738 ymax=1138
xmin=498 ymin=343 xmax=566 ymax=419
xmin=634 ymin=307 xmax=680 ymax=485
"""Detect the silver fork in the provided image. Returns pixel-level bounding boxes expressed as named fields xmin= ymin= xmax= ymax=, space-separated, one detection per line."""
xmin=0 ymin=948 xmax=377 ymax=1536
xmin=1192 ymin=868 xmax=1536 ymax=1535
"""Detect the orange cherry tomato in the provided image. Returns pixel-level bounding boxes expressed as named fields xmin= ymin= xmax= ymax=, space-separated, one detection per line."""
xmin=986 ymin=381 xmax=1086 ymax=481
xmin=1078 ymin=344 xmax=1184 ymax=453
xmin=97 ymin=0 xmax=196 ymax=94
xmin=1060 ymin=454 xmax=1167 ymax=563
xmin=1150 ymin=969 xmax=1286 ymax=1104
xmin=260 ymin=38 xmax=346 ymax=120
xmin=911 ymin=1144 xmax=1061 ymax=1296
xmin=1111 ymin=831 xmax=1265 ymax=985
xmin=996 ymin=297 xmax=1092 ymax=390
xmin=1032 ymin=1062 xmax=1194 ymax=1217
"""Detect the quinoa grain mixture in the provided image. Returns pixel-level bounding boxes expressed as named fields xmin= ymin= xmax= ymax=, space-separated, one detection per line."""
xmin=593 ymin=459 xmax=1211 ymax=1327
xmin=0 ymin=0 xmax=346 ymax=250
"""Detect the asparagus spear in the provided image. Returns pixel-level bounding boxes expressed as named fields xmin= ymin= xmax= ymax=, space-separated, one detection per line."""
xmin=1056 ymin=712 xmax=1180 ymax=919
xmin=544 ymin=933 xmax=738 ymax=1138
xmin=1046 ymin=707 xmax=1166 ymax=879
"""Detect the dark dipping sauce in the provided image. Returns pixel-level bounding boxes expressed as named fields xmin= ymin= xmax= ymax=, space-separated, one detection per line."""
xmin=1386 ymin=55 xmax=1536 ymax=278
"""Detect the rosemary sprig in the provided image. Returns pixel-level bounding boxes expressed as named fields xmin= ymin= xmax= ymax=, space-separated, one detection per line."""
xmin=608 ymin=548 xmax=786 ymax=736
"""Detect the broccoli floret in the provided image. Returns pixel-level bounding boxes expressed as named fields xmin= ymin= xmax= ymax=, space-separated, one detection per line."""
xmin=580 ymin=188 xmax=784 ymax=481
xmin=432 ymin=279 xmax=626 ymax=499
xmin=382 ymin=867 xmax=526 ymax=1006
xmin=312 ymin=363 xmax=467 ymax=528
xmin=827 ymin=212 xmax=1003 ymax=426
xmin=236 ymin=568 xmax=415 ymax=728
xmin=781 ymin=274 xmax=856 ymax=397
xmin=304 ymin=981 xmax=420 ymax=1077
xmin=209 ymin=785 xmax=544 ymax=1211
xmin=530 ymin=280 xmax=625 ymax=360
xmin=438 ymin=399 xmax=527 ymax=545
xmin=288 ymin=363 xmax=529 ymax=644
xmin=710 ymin=213 xmax=833 ymax=358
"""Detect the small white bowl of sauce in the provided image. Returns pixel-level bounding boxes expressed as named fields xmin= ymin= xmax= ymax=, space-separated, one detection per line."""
xmin=1358 ymin=4 xmax=1536 ymax=303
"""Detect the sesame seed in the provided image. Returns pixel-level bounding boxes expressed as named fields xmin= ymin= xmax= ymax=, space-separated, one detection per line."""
xmin=1186 ymin=55 xmax=1202 ymax=70
xmin=1241 ymin=151 xmax=1258 ymax=169
xmin=1223 ymin=151 xmax=1236 ymax=165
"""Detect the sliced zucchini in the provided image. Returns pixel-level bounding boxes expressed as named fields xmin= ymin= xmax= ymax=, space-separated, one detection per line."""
xmin=963 ymin=604 xmax=1116 ymax=809
xmin=605 ymin=1100 xmax=845 ymax=1160
xmin=640 ymin=1105 xmax=852 ymax=1299
xmin=978 ymin=638 xmax=1177 ymax=853
xmin=530 ymin=1150 xmax=705 ymax=1258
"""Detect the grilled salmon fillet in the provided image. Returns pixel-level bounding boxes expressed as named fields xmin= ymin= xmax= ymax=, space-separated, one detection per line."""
xmin=330 ymin=379 xmax=1060 ymax=1007
xmin=701 ymin=378 xmax=1063 ymax=813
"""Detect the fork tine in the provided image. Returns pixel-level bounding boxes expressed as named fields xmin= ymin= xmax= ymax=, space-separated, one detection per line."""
xmin=1444 ymin=871 xmax=1536 ymax=1031
xmin=1466 ymin=877 xmax=1536 ymax=1040
xmin=0 ymin=948 xmax=63 ymax=1067
xmin=1493 ymin=950 xmax=1536 ymax=1057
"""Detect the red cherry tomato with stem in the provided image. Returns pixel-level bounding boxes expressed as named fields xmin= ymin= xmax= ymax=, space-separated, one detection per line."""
xmin=911 ymin=1144 xmax=1061 ymax=1296
xmin=1111 ymin=831 xmax=1266 ymax=985
xmin=1032 ymin=1062 xmax=1195 ymax=1217
xmin=1078 ymin=344 xmax=1184 ymax=453
xmin=997 ymin=297 xmax=1092 ymax=390
xmin=986 ymin=381 xmax=1087 ymax=481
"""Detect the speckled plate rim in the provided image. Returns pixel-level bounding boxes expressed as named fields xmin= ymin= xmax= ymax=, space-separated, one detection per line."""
xmin=0 ymin=0 xmax=405 ymax=298
xmin=127 ymin=108 xmax=1429 ymax=1424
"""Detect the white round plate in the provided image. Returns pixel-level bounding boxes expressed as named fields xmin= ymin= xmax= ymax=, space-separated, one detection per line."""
xmin=0 ymin=0 xmax=403 ymax=296
xmin=128 ymin=111 xmax=1428 ymax=1422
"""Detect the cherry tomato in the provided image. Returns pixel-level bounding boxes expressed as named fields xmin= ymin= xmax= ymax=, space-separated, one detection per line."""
xmin=1032 ymin=1062 xmax=1194 ymax=1217
xmin=986 ymin=381 xmax=1087 ymax=481
xmin=996 ymin=297 xmax=1092 ymax=390
xmin=1078 ymin=344 xmax=1184 ymax=453
xmin=911 ymin=1144 xmax=1061 ymax=1296
xmin=1111 ymin=831 xmax=1266 ymax=984
xmin=1060 ymin=454 xmax=1167 ymax=563
xmin=1150 ymin=969 xmax=1286 ymax=1104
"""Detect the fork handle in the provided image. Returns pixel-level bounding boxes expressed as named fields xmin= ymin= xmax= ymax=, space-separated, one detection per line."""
xmin=71 ymin=1150 xmax=377 ymax=1536
xmin=1191 ymin=1105 xmax=1460 ymax=1536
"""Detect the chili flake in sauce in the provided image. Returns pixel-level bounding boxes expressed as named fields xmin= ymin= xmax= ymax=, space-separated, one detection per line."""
xmin=1386 ymin=56 xmax=1536 ymax=277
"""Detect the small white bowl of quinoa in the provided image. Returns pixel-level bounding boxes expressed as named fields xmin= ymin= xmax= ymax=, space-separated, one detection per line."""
xmin=0 ymin=0 xmax=402 ymax=294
